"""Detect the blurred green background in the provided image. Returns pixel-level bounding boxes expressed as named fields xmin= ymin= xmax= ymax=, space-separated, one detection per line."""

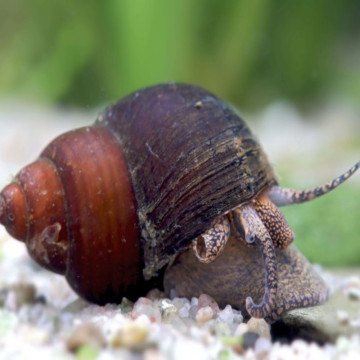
xmin=0 ymin=0 xmax=359 ymax=266
xmin=1 ymin=0 xmax=360 ymax=109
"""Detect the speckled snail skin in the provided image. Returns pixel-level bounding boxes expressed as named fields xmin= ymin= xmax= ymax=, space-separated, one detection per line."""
xmin=0 ymin=83 xmax=359 ymax=321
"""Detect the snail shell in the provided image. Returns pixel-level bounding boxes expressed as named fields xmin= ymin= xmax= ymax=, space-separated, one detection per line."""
xmin=0 ymin=83 xmax=275 ymax=304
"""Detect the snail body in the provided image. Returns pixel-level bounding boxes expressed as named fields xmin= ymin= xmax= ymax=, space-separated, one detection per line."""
xmin=0 ymin=83 xmax=359 ymax=319
xmin=164 ymin=234 xmax=329 ymax=321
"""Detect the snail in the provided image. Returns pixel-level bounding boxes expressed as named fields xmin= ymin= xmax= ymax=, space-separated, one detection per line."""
xmin=0 ymin=83 xmax=358 ymax=320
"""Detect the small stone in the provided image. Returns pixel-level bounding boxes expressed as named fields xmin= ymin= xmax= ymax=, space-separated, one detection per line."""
xmin=66 ymin=322 xmax=106 ymax=352
xmin=348 ymin=288 xmax=360 ymax=300
xmin=191 ymin=297 xmax=199 ymax=306
xmin=11 ymin=283 xmax=36 ymax=306
xmin=343 ymin=276 xmax=360 ymax=288
xmin=234 ymin=323 xmax=249 ymax=337
xmin=2 ymin=283 xmax=36 ymax=310
xmin=232 ymin=309 xmax=244 ymax=326
xmin=34 ymin=294 xmax=47 ymax=304
xmin=159 ymin=299 xmax=177 ymax=318
xmin=172 ymin=338 xmax=208 ymax=360
xmin=336 ymin=310 xmax=349 ymax=325
xmin=198 ymin=294 xmax=220 ymax=315
xmin=144 ymin=348 xmax=166 ymax=360
xmin=218 ymin=305 xmax=234 ymax=324
xmin=63 ymin=298 xmax=90 ymax=313
xmin=146 ymin=288 xmax=166 ymax=300
xmin=246 ymin=318 xmax=271 ymax=340
xmin=350 ymin=318 xmax=360 ymax=329
xmin=0 ymin=309 xmax=17 ymax=338
xmin=119 ymin=297 xmax=134 ymax=313
xmin=178 ymin=305 xmax=190 ymax=318
xmin=242 ymin=332 xmax=259 ymax=350
xmin=196 ymin=306 xmax=214 ymax=324
xmin=111 ymin=322 xmax=149 ymax=348
xmin=254 ymin=337 xmax=272 ymax=357
xmin=217 ymin=305 xmax=244 ymax=333
xmin=189 ymin=305 xmax=198 ymax=320
xmin=134 ymin=297 xmax=153 ymax=307
xmin=172 ymin=297 xmax=190 ymax=310
xmin=212 ymin=322 xmax=231 ymax=337
xmin=222 ymin=335 xmax=244 ymax=355
xmin=169 ymin=316 xmax=188 ymax=333
xmin=336 ymin=335 xmax=351 ymax=352
xmin=18 ymin=325 xmax=49 ymax=345
xmin=135 ymin=314 xmax=152 ymax=327
xmin=132 ymin=297 xmax=161 ymax=323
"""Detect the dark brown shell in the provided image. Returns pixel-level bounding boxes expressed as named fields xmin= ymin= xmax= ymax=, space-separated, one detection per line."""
xmin=99 ymin=83 xmax=277 ymax=277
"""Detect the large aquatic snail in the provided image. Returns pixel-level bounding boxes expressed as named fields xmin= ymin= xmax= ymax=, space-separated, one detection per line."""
xmin=0 ymin=83 xmax=358 ymax=320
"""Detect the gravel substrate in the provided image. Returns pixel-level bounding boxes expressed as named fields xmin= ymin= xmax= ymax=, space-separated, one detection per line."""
xmin=0 ymin=237 xmax=360 ymax=359
xmin=0 ymin=100 xmax=359 ymax=359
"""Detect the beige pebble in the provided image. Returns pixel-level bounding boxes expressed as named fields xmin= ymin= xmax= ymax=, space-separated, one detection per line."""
xmin=2 ymin=283 xmax=37 ymax=309
xmin=195 ymin=306 xmax=214 ymax=324
xmin=143 ymin=348 xmax=167 ymax=360
xmin=18 ymin=325 xmax=49 ymax=345
xmin=66 ymin=322 xmax=106 ymax=352
xmin=234 ymin=322 xmax=249 ymax=336
xmin=246 ymin=317 xmax=271 ymax=340
xmin=111 ymin=322 xmax=149 ymax=348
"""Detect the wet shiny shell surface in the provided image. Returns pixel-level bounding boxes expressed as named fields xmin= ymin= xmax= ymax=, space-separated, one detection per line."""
xmin=100 ymin=83 xmax=276 ymax=276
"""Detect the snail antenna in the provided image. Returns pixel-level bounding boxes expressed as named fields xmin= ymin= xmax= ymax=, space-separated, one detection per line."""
xmin=267 ymin=161 xmax=360 ymax=206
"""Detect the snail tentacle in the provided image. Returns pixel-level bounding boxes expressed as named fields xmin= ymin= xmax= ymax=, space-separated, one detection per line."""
xmin=192 ymin=216 xmax=230 ymax=263
xmin=252 ymin=194 xmax=294 ymax=249
xmin=236 ymin=204 xmax=278 ymax=318
xmin=268 ymin=161 xmax=360 ymax=206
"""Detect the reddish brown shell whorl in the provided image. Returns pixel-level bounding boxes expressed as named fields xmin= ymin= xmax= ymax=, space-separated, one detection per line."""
xmin=0 ymin=127 xmax=146 ymax=303
xmin=41 ymin=127 xmax=145 ymax=303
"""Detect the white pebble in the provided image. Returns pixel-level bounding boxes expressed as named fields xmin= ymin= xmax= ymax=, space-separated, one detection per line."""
xmin=172 ymin=339 xmax=208 ymax=360
xmin=191 ymin=297 xmax=199 ymax=306
xmin=337 ymin=309 xmax=349 ymax=324
xmin=348 ymin=288 xmax=360 ymax=300
xmin=254 ymin=337 xmax=272 ymax=356
xmin=234 ymin=322 xmax=249 ymax=336
xmin=159 ymin=299 xmax=177 ymax=317
xmin=172 ymin=297 xmax=190 ymax=310
xmin=178 ymin=306 xmax=190 ymax=318
xmin=218 ymin=305 xmax=234 ymax=324
xmin=350 ymin=318 xmax=360 ymax=329
xmin=132 ymin=299 xmax=161 ymax=323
